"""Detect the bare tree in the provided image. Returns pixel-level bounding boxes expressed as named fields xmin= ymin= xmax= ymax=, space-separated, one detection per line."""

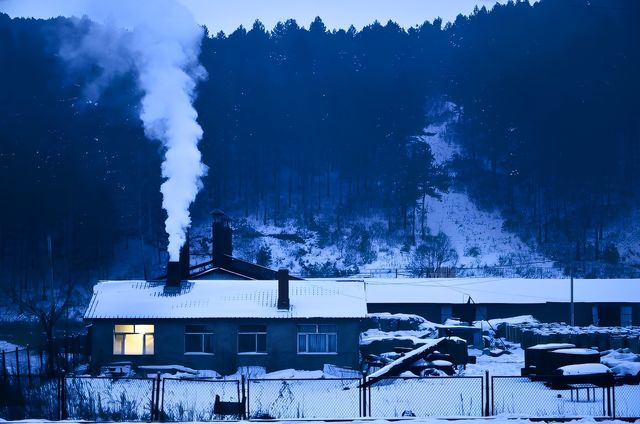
xmin=19 ymin=284 xmax=74 ymax=375
xmin=409 ymin=232 xmax=458 ymax=277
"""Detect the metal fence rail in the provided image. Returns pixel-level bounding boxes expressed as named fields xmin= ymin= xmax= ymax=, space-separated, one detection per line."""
xmin=161 ymin=378 xmax=241 ymax=421
xmin=1 ymin=335 xmax=88 ymax=378
xmin=247 ymin=377 xmax=361 ymax=419
xmin=64 ymin=376 xmax=155 ymax=422
xmin=367 ymin=376 xmax=484 ymax=418
xmin=492 ymin=376 xmax=612 ymax=417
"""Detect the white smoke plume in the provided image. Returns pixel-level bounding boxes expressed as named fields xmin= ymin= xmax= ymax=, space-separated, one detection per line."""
xmin=2 ymin=0 xmax=208 ymax=261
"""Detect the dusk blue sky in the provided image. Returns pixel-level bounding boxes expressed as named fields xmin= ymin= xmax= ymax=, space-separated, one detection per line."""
xmin=1 ymin=0 xmax=511 ymax=33
xmin=179 ymin=0 xmax=510 ymax=33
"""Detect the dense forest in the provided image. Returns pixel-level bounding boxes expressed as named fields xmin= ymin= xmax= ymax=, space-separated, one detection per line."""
xmin=0 ymin=0 xmax=638 ymax=302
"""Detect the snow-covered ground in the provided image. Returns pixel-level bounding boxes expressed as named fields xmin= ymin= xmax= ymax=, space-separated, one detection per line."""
xmin=1 ymin=419 xmax=636 ymax=424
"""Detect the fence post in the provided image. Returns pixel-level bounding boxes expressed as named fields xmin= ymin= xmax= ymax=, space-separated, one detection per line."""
xmin=610 ymin=384 xmax=616 ymax=418
xmin=56 ymin=374 xmax=61 ymax=420
xmin=241 ymin=375 xmax=246 ymax=420
xmin=484 ymin=371 xmax=490 ymax=416
xmin=26 ymin=345 xmax=31 ymax=379
xmin=64 ymin=337 xmax=69 ymax=371
xmin=15 ymin=347 xmax=19 ymax=377
xmin=155 ymin=372 xmax=162 ymax=421
xmin=60 ymin=372 xmax=67 ymax=420
xmin=361 ymin=378 xmax=366 ymax=417
xmin=1 ymin=350 xmax=5 ymax=377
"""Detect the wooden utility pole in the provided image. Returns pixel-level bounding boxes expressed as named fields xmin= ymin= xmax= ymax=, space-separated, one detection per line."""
xmin=570 ymin=265 xmax=575 ymax=326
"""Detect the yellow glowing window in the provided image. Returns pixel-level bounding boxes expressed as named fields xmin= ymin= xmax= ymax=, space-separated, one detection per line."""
xmin=113 ymin=324 xmax=155 ymax=355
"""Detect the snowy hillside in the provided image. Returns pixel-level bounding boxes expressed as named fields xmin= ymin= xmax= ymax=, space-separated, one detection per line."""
xmin=189 ymin=103 xmax=556 ymax=277
xmin=417 ymin=104 xmax=551 ymax=269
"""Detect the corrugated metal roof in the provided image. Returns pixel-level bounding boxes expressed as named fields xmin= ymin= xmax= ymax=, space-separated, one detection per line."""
xmin=84 ymin=279 xmax=367 ymax=319
xmin=363 ymin=278 xmax=640 ymax=304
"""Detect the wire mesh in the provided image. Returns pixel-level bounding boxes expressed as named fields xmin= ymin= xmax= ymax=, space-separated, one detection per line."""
xmin=65 ymin=376 xmax=154 ymax=422
xmin=0 ymin=375 xmax=60 ymax=420
xmin=492 ymin=376 xmax=609 ymax=417
xmin=247 ymin=378 xmax=361 ymax=419
xmin=613 ymin=384 xmax=640 ymax=418
xmin=368 ymin=376 xmax=483 ymax=417
xmin=161 ymin=378 xmax=240 ymax=421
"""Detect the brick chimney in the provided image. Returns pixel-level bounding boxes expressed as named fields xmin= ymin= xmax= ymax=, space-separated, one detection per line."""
xmin=211 ymin=209 xmax=232 ymax=268
xmin=277 ymin=269 xmax=290 ymax=310
xmin=166 ymin=261 xmax=181 ymax=288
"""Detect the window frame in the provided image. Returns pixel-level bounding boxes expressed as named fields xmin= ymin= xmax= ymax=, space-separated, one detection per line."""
xmin=184 ymin=324 xmax=215 ymax=355
xmin=237 ymin=325 xmax=267 ymax=355
xmin=296 ymin=324 xmax=338 ymax=355
xmin=113 ymin=324 xmax=155 ymax=356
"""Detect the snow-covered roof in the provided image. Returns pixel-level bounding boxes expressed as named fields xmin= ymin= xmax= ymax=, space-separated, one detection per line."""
xmin=364 ymin=278 xmax=640 ymax=304
xmin=84 ymin=279 xmax=367 ymax=320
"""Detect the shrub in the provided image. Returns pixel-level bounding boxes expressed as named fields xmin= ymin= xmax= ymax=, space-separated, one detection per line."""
xmin=603 ymin=243 xmax=620 ymax=264
xmin=256 ymin=244 xmax=272 ymax=267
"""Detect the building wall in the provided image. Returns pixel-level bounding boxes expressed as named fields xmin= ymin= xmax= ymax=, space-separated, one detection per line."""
xmin=88 ymin=318 xmax=361 ymax=375
xmin=367 ymin=302 xmax=639 ymax=326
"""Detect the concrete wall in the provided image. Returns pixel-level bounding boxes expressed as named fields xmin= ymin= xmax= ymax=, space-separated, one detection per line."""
xmin=88 ymin=318 xmax=361 ymax=375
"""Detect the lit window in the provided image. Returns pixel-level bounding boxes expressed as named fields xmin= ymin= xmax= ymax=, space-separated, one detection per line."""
xmin=185 ymin=325 xmax=214 ymax=354
xmin=297 ymin=324 xmax=337 ymax=354
xmin=238 ymin=325 xmax=267 ymax=354
xmin=113 ymin=324 xmax=154 ymax=355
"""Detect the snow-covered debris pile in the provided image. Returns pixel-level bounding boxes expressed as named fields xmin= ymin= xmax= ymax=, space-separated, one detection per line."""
xmin=361 ymin=313 xmax=437 ymax=355
xmin=557 ymin=363 xmax=612 ymax=376
xmin=364 ymin=337 xmax=470 ymax=383
xmin=601 ymin=348 xmax=640 ymax=380
xmin=364 ymin=313 xmax=437 ymax=332
xmin=553 ymin=348 xmax=599 ymax=355
xmin=475 ymin=315 xmax=539 ymax=334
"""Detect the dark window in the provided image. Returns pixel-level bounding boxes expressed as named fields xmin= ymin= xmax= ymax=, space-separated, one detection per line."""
xmin=238 ymin=325 xmax=267 ymax=353
xmin=185 ymin=325 xmax=214 ymax=354
xmin=297 ymin=324 xmax=337 ymax=354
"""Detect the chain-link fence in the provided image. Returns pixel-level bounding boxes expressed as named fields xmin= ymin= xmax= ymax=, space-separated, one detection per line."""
xmin=161 ymin=378 xmax=241 ymax=421
xmin=0 ymin=375 xmax=60 ymax=420
xmin=613 ymin=384 xmax=640 ymax=418
xmin=492 ymin=376 xmax=612 ymax=417
xmin=64 ymin=376 xmax=155 ymax=422
xmin=367 ymin=376 xmax=483 ymax=417
xmin=247 ymin=378 xmax=361 ymax=419
xmin=2 ymin=373 xmax=639 ymax=421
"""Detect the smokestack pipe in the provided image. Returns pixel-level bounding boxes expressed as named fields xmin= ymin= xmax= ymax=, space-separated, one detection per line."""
xmin=211 ymin=210 xmax=232 ymax=268
xmin=167 ymin=261 xmax=181 ymax=288
xmin=179 ymin=235 xmax=190 ymax=280
xmin=277 ymin=269 xmax=290 ymax=310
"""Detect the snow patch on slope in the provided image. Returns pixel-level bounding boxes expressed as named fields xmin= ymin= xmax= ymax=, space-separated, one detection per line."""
xmin=420 ymin=103 xmax=552 ymax=269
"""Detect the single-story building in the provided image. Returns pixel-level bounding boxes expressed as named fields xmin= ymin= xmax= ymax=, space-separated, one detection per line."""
xmin=84 ymin=272 xmax=366 ymax=375
xmin=365 ymin=278 xmax=640 ymax=326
